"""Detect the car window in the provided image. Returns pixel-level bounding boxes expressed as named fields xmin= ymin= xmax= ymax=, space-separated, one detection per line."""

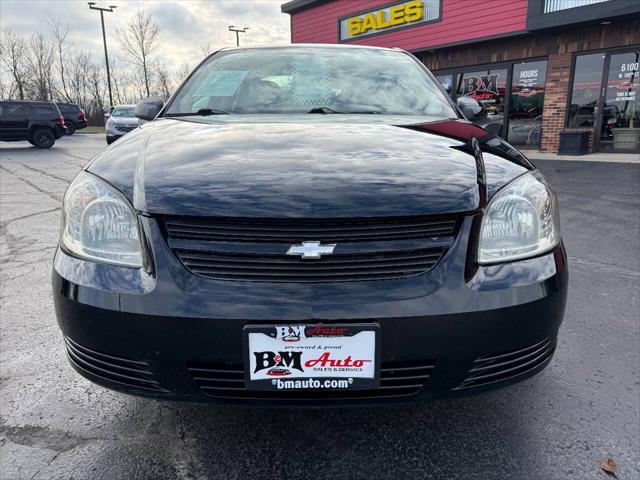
xmin=32 ymin=104 xmax=58 ymax=116
xmin=0 ymin=103 xmax=29 ymax=117
xmin=58 ymin=104 xmax=78 ymax=114
xmin=166 ymin=47 xmax=456 ymax=117
xmin=111 ymin=107 xmax=135 ymax=117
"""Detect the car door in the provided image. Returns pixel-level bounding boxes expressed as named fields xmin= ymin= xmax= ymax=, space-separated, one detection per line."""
xmin=0 ymin=102 xmax=30 ymax=139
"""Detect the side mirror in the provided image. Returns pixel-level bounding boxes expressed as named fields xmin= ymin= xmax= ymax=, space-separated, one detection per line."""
xmin=456 ymin=97 xmax=487 ymax=122
xmin=135 ymin=96 xmax=164 ymax=121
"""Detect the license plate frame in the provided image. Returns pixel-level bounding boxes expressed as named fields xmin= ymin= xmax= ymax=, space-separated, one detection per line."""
xmin=243 ymin=323 xmax=380 ymax=391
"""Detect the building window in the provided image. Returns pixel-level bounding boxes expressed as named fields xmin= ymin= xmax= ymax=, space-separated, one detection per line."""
xmin=456 ymin=69 xmax=508 ymax=137
xmin=602 ymin=50 xmax=640 ymax=152
xmin=543 ymin=0 xmax=610 ymax=14
xmin=567 ymin=53 xmax=605 ymax=128
xmin=508 ymin=60 xmax=547 ymax=147
xmin=435 ymin=74 xmax=453 ymax=96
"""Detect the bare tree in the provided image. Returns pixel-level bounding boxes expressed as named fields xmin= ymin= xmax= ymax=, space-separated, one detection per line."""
xmin=0 ymin=28 xmax=29 ymax=99
xmin=115 ymin=11 xmax=159 ymax=97
xmin=199 ymin=43 xmax=212 ymax=58
xmin=0 ymin=75 xmax=8 ymax=99
xmin=154 ymin=63 xmax=172 ymax=99
xmin=27 ymin=32 xmax=55 ymax=100
xmin=109 ymin=58 xmax=127 ymax=105
xmin=87 ymin=58 xmax=106 ymax=121
xmin=175 ymin=61 xmax=192 ymax=84
xmin=48 ymin=15 xmax=73 ymax=102
xmin=66 ymin=51 xmax=92 ymax=107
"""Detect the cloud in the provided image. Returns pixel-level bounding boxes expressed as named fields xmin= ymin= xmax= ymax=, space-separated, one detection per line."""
xmin=0 ymin=0 xmax=291 ymax=68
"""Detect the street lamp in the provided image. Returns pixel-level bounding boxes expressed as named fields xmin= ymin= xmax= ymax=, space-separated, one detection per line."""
xmin=228 ymin=26 xmax=249 ymax=47
xmin=88 ymin=2 xmax=117 ymax=108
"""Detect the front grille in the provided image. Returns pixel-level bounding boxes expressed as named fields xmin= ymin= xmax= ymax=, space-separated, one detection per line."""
xmin=454 ymin=337 xmax=556 ymax=390
xmin=115 ymin=125 xmax=136 ymax=132
xmin=188 ymin=360 xmax=435 ymax=400
xmin=64 ymin=336 xmax=165 ymax=392
xmin=164 ymin=214 xmax=459 ymax=243
xmin=174 ymin=247 xmax=446 ymax=282
xmin=163 ymin=214 xmax=460 ymax=283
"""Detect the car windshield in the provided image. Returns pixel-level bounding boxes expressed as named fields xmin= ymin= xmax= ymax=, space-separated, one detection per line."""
xmin=111 ymin=107 xmax=135 ymax=117
xmin=165 ymin=47 xmax=456 ymax=117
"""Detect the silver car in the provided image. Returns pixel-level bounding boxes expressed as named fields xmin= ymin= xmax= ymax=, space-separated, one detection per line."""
xmin=105 ymin=105 xmax=139 ymax=144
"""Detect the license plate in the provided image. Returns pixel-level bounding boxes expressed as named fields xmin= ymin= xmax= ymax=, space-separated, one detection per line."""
xmin=244 ymin=324 xmax=380 ymax=391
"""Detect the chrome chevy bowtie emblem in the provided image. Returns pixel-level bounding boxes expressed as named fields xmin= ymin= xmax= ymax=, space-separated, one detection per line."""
xmin=286 ymin=241 xmax=336 ymax=260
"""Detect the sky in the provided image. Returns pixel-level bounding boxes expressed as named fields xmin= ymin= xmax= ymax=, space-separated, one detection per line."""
xmin=0 ymin=0 xmax=291 ymax=68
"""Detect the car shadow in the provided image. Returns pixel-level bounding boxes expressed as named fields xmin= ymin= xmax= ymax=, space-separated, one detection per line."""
xmin=154 ymin=381 xmax=542 ymax=479
xmin=68 ymin=376 xmax=552 ymax=480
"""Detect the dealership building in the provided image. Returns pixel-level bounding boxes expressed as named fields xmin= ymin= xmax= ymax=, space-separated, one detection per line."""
xmin=281 ymin=0 xmax=640 ymax=154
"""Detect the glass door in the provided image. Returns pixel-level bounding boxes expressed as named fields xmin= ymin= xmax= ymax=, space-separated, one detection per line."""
xmin=600 ymin=50 xmax=640 ymax=152
xmin=508 ymin=60 xmax=547 ymax=148
xmin=567 ymin=53 xmax=606 ymax=131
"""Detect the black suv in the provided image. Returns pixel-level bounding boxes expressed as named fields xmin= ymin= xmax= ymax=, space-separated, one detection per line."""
xmin=0 ymin=100 xmax=67 ymax=148
xmin=56 ymin=103 xmax=88 ymax=135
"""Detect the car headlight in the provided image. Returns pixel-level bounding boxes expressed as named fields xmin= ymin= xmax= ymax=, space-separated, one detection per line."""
xmin=61 ymin=171 xmax=142 ymax=267
xmin=478 ymin=171 xmax=560 ymax=264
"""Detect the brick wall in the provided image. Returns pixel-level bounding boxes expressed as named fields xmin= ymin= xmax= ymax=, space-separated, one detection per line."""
xmin=420 ymin=21 xmax=640 ymax=153
xmin=539 ymin=52 xmax=574 ymax=152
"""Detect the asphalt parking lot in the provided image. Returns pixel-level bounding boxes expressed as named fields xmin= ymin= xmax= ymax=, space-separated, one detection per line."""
xmin=0 ymin=134 xmax=638 ymax=480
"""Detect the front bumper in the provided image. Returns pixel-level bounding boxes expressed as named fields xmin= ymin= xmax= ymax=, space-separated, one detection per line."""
xmin=52 ymin=216 xmax=568 ymax=406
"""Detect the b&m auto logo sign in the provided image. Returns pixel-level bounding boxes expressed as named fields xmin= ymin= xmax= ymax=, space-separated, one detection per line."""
xmin=339 ymin=0 xmax=441 ymax=41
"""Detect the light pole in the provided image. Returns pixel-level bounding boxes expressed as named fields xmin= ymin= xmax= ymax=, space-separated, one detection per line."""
xmin=88 ymin=2 xmax=117 ymax=108
xmin=228 ymin=26 xmax=249 ymax=47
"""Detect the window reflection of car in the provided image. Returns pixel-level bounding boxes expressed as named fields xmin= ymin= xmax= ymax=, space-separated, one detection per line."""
xmin=472 ymin=111 xmax=541 ymax=146
xmin=569 ymin=104 xmax=619 ymax=137
xmin=509 ymin=115 xmax=542 ymax=146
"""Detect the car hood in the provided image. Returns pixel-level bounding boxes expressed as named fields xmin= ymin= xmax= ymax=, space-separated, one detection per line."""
xmin=88 ymin=118 xmax=529 ymax=218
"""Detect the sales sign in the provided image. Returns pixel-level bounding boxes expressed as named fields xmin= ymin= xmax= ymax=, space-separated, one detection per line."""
xmin=339 ymin=0 xmax=441 ymax=41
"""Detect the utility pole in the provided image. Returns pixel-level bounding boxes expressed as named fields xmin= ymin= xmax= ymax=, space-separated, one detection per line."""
xmin=228 ymin=26 xmax=249 ymax=47
xmin=88 ymin=2 xmax=117 ymax=107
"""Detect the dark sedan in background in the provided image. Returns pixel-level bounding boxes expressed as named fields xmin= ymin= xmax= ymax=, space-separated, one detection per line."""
xmin=53 ymin=45 xmax=567 ymax=406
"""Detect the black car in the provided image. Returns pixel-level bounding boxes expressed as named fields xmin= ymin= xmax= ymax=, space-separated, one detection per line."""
xmin=0 ymin=100 xmax=67 ymax=148
xmin=53 ymin=45 xmax=567 ymax=406
xmin=56 ymin=102 xmax=88 ymax=135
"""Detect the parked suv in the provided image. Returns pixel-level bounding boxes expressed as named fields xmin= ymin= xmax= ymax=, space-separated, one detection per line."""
xmin=56 ymin=102 xmax=87 ymax=135
xmin=0 ymin=100 xmax=67 ymax=148
xmin=105 ymin=105 xmax=139 ymax=144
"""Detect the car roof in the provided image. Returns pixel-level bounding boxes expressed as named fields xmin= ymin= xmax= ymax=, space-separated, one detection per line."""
xmin=217 ymin=43 xmax=405 ymax=53
xmin=112 ymin=104 xmax=136 ymax=108
xmin=1 ymin=100 xmax=56 ymax=105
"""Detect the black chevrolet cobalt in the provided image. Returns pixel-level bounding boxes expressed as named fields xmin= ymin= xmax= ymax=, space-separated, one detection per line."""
xmin=53 ymin=45 xmax=567 ymax=405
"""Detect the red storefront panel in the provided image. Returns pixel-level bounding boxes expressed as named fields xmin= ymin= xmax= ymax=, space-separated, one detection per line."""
xmin=290 ymin=0 xmax=528 ymax=51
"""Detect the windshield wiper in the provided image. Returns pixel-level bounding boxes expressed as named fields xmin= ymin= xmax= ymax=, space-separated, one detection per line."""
xmin=308 ymin=106 xmax=343 ymax=114
xmin=165 ymin=108 xmax=231 ymax=117
xmin=308 ymin=106 xmax=383 ymax=114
